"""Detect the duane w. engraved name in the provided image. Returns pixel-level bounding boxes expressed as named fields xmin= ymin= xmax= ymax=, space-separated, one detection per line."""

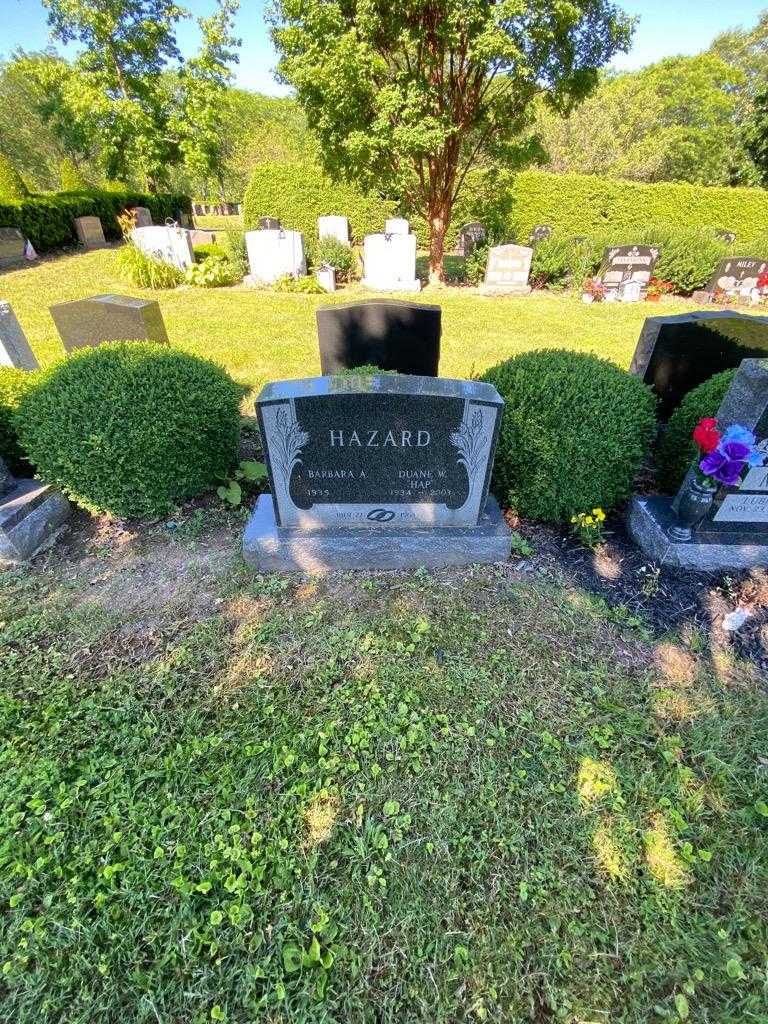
xmin=329 ymin=429 xmax=431 ymax=447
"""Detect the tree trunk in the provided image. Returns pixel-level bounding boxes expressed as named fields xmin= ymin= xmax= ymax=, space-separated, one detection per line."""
xmin=428 ymin=207 xmax=449 ymax=285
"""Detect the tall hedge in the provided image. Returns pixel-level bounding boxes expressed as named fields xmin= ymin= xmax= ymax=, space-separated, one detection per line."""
xmin=508 ymin=170 xmax=768 ymax=245
xmin=243 ymin=161 xmax=395 ymax=243
xmin=0 ymin=189 xmax=192 ymax=253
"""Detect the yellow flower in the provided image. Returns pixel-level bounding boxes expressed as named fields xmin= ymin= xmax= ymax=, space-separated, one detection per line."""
xmin=585 ymin=516 xmax=595 ymax=526
xmin=594 ymin=509 xmax=606 ymax=522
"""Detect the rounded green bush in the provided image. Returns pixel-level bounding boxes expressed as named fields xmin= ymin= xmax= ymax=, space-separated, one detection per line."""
xmin=0 ymin=152 xmax=29 ymax=201
xmin=313 ymin=237 xmax=356 ymax=282
xmin=0 ymin=367 xmax=38 ymax=472
xmin=656 ymin=369 xmax=736 ymax=493
xmin=17 ymin=343 xmax=246 ymax=517
xmin=481 ymin=349 xmax=657 ymax=522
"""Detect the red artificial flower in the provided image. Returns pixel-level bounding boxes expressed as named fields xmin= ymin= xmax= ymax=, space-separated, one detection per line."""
xmin=693 ymin=417 xmax=721 ymax=453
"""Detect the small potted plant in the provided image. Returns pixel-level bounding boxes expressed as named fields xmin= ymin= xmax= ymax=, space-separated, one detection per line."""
xmin=669 ymin=418 xmax=766 ymax=541
xmin=581 ymin=277 xmax=605 ymax=304
xmin=645 ymin=277 xmax=673 ymax=302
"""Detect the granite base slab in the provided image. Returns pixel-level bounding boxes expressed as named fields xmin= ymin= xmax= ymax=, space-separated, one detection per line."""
xmin=360 ymin=278 xmax=422 ymax=294
xmin=243 ymin=494 xmax=513 ymax=572
xmin=627 ymin=495 xmax=768 ymax=571
xmin=478 ymin=285 xmax=532 ymax=296
xmin=0 ymin=480 xmax=71 ymax=565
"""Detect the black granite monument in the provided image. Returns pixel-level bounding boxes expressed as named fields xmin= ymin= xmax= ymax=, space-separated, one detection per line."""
xmin=243 ymin=374 xmax=512 ymax=571
xmin=458 ymin=222 xmax=486 ymax=257
xmin=630 ymin=310 xmax=768 ymax=419
xmin=258 ymin=217 xmax=282 ymax=230
xmin=599 ymin=245 xmax=659 ymax=295
xmin=316 ymin=300 xmax=441 ymax=376
xmin=704 ymin=257 xmax=767 ymax=296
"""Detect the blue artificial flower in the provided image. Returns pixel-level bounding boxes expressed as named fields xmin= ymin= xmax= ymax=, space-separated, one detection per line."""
xmin=721 ymin=424 xmax=756 ymax=448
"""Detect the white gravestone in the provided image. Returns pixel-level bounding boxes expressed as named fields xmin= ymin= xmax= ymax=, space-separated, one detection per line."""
xmin=245 ymin=229 xmax=306 ymax=284
xmin=318 ymin=216 xmax=350 ymax=245
xmin=361 ymin=233 xmax=421 ymax=293
xmin=479 ymin=244 xmax=533 ymax=295
xmin=0 ymin=301 xmax=38 ymax=370
xmin=131 ymin=225 xmax=194 ymax=270
xmin=384 ymin=218 xmax=410 ymax=235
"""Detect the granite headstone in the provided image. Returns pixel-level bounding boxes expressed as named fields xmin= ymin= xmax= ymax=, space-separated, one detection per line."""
xmin=628 ymin=359 xmax=768 ymax=569
xmin=704 ymin=257 xmax=767 ymax=297
xmin=479 ymin=244 xmax=533 ymax=295
xmin=244 ymin=374 xmax=512 ymax=571
xmin=530 ymin=224 xmax=553 ymax=243
xmin=258 ymin=217 xmax=282 ymax=231
xmin=458 ymin=222 xmax=486 ymax=257
xmin=0 ymin=301 xmax=38 ymax=369
xmin=132 ymin=206 xmax=153 ymax=228
xmin=0 ymin=455 xmax=71 ymax=566
xmin=361 ymin=233 xmax=421 ymax=292
xmin=245 ymin=228 xmax=306 ymax=283
xmin=630 ymin=310 xmax=768 ymax=419
xmin=384 ymin=218 xmax=410 ymax=235
xmin=131 ymin=225 xmax=194 ymax=270
xmin=318 ymin=216 xmax=350 ymax=245
xmin=74 ymin=216 xmax=107 ymax=250
xmin=49 ymin=294 xmax=169 ymax=352
xmin=599 ymin=245 xmax=659 ymax=295
xmin=0 ymin=228 xmax=26 ymax=270
xmin=316 ymin=300 xmax=440 ymax=376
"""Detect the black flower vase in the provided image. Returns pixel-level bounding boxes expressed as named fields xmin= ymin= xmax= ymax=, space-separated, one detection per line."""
xmin=669 ymin=479 xmax=717 ymax=542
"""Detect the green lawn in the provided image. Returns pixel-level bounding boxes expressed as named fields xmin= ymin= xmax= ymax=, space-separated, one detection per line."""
xmin=1 ymin=247 xmax=703 ymax=396
xmin=1 ymin=516 xmax=766 ymax=1023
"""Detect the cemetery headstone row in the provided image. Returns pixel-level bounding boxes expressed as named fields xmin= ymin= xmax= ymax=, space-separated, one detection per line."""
xmin=192 ymin=202 xmax=241 ymax=216
xmin=244 ymin=373 xmax=512 ymax=571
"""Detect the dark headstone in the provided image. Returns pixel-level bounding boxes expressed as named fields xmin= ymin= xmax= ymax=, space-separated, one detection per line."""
xmin=705 ymin=257 xmax=767 ymax=296
xmin=0 ymin=227 xmax=25 ymax=270
xmin=258 ymin=217 xmax=282 ymax=231
xmin=530 ymin=224 xmax=552 ymax=243
xmin=458 ymin=222 xmax=486 ymax=257
xmin=716 ymin=230 xmax=737 ymax=244
xmin=244 ymin=374 xmax=512 ymax=570
xmin=0 ymin=301 xmax=38 ymax=369
xmin=316 ymin=300 xmax=440 ymax=376
xmin=74 ymin=216 xmax=107 ymax=250
xmin=630 ymin=310 xmax=768 ymax=419
xmin=599 ymin=245 xmax=659 ymax=294
xmin=628 ymin=359 xmax=768 ymax=569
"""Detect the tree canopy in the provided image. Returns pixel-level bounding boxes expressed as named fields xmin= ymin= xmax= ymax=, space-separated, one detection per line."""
xmin=270 ymin=0 xmax=634 ymax=280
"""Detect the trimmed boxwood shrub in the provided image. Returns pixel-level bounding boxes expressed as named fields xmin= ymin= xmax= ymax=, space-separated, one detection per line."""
xmin=0 ymin=367 xmax=38 ymax=472
xmin=0 ymin=189 xmax=191 ymax=253
xmin=313 ymin=237 xmax=357 ymax=281
xmin=243 ymin=161 xmax=394 ymax=244
xmin=481 ymin=349 xmax=657 ymax=522
xmin=17 ymin=343 xmax=246 ymax=517
xmin=656 ymin=369 xmax=737 ymax=493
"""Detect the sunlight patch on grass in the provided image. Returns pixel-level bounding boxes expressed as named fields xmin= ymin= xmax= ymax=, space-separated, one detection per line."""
xmin=303 ymin=794 xmax=341 ymax=849
xmin=644 ymin=814 xmax=690 ymax=889
xmin=592 ymin=816 xmax=631 ymax=881
xmin=214 ymin=649 xmax=272 ymax=695
xmin=577 ymin=757 xmax=619 ymax=806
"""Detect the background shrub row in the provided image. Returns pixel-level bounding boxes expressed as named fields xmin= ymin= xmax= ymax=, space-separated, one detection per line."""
xmin=0 ymin=189 xmax=192 ymax=252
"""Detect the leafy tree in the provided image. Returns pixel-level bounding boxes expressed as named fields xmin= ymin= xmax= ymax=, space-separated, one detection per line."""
xmin=40 ymin=0 xmax=188 ymax=188
xmin=270 ymin=0 xmax=633 ymax=282
xmin=0 ymin=151 xmax=29 ymax=199
xmin=174 ymin=0 xmax=241 ymax=198
xmin=536 ymin=54 xmax=746 ymax=185
xmin=743 ymin=86 xmax=768 ymax=185
xmin=59 ymin=155 xmax=91 ymax=190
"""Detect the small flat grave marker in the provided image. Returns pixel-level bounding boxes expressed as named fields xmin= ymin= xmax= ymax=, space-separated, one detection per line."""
xmin=49 ymin=294 xmax=169 ymax=352
xmin=243 ymin=374 xmax=512 ymax=571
